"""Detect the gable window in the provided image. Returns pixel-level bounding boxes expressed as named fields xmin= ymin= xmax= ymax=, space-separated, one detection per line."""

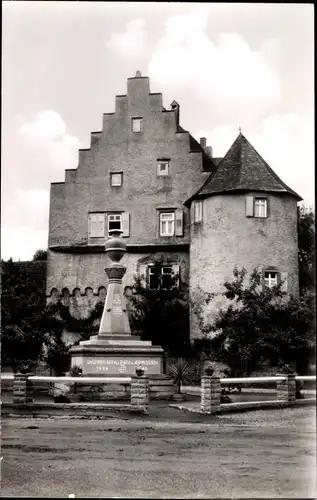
xmin=110 ymin=172 xmax=123 ymax=187
xmin=254 ymin=198 xmax=267 ymax=218
xmin=194 ymin=200 xmax=203 ymax=223
xmin=160 ymin=212 xmax=175 ymax=236
xmin=131 ymin=117 xmax=142 ymax=132
xmin=89 ymin=213 xmax=105 ymax=238
xmin=108 ymin=214 xmax=122 ymax=232
xmin=264 ymin=271 xmax=278 ymax=288
xmin=157 ymin=160 xmax=169 ymax=176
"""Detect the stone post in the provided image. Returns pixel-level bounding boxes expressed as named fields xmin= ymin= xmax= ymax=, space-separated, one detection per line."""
xmin=276 ymin=373 xmax=296 ymax=402
xmin=13 ymin=374 xmax=33 ymax=405
xmin=200 ymin=375 xmax=221 ymax=414
xmin=131 ymin=376 xmax=149 ymax=413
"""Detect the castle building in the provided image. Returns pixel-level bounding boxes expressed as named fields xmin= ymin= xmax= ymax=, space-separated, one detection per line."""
xmin=46 ymin=71 xmax=302 ymax=340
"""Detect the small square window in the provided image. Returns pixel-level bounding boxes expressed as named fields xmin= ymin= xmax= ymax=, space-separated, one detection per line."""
xmin=194 ymin=200 xmax=203 ymax=222
xmin=110 ymin=172 xmax=123 ymax=187
xmin=132 ymin=118 xmax=142 ymax=133
xmin=108 ymin=214 xmax=122 ymax=233
xmin=264 ymin=271 xmax=278 ymax=288
xmin=160 ymin=212 xmax=175 ymax=236
xmin=254 ymin=198 xmax=267 ymax=218
xmin=157 ymin=161 xmax=169 ymax=176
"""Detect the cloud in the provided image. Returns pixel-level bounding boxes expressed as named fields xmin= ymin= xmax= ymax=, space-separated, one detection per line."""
xmin=149 ymin=10 xmax=282 ymax=122
xmin=1 ymin=226 xmax=48 ymax=261
xmin=19 ymin=110 xmax=80 ymax=179
xmin=106 ymin=18 xmax=147 ymax=57
xmin=195 ymin=111 xmax=314 ymax=208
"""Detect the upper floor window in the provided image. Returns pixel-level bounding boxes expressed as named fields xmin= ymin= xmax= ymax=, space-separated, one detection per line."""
xmin=194 ymin=200 xmax=203 ymax=223
xmin=157 ymin=160 xmax=169 ymax=176
xmin=108 ymin=214 xmax=122 ymax=232
xmin=264 ymin=271 xmax=278 ymax=288
xmin=246 ymin=196 xmax=268 ymax=218
xmin=132 ymin=117 xmax=142 ymax=133
xmin=110 ymin=172 xmax=123 ymax=187
xmin=254 ymin=198 xmax=267 ymax=218
xmin=160 ymin=212 xmax=175 ymax=236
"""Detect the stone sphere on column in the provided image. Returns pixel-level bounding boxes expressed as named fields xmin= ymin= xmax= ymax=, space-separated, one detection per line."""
xmin=105 ymin=229 xmax=127 ymax=262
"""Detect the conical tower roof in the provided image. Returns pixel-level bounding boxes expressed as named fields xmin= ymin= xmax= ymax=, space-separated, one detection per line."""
xmin=185 ymin=132 xmax=302 ymax=205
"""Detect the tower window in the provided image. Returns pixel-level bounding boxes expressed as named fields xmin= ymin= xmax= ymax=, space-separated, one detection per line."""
xmin=194 ymin=200 xmax=203 ymax=222
xmin=132 ymin=117 xmax=142 ymax=132
xmin=264 ymin=271 xmax=278 ymax=288
xmin=254 ymin=198 xmax=267 ymax=218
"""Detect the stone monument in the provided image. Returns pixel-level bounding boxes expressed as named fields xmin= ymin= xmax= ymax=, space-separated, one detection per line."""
xmin=69 ymin=229 xmax=164 ymax=377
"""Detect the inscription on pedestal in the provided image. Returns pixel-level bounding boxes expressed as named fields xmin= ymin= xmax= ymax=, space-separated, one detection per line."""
xmin=112 ymin=294 xmax=123 ymax=316
xmin=83 ymin=357 xmax=161 ymax=375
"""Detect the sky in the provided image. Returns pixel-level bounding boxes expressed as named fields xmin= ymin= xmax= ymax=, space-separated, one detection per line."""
xmin=2 ymin=2 xmax=314 ymax=261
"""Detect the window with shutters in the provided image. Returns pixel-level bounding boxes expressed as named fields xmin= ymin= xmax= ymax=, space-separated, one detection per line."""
xmin=194 ymin=200 xmax=203 ymax=223
xmin=254 ymin=198 xmax=267 ymax=218
xmin=131 ymin=117 xmax=142 ymax=132
xmin=264 ymin=271 xmax=278 ymax=288
xmin=110 ymin=172 xmax=123 ymax=187
xmin=246 ymin=196 xmax=268 ymax=218
xmin=160 ymin=212 xmax=175 ymax=236
xmin=157 ymin=160 xmax=169 ymax=176
xmin=108 ymin=214 xmax=122 ymax=232
xmin=89 ymin=213 xmax=105 ymax=238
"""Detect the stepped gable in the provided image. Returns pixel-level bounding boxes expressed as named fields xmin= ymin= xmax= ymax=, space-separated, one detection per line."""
xmin=185 ymin=132 xmax=302 ymax=205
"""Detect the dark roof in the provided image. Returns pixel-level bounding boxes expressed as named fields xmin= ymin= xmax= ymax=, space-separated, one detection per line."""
xmin=185 ymin=132 xmax=302 ymax=205
xmin=188 ymin=134 xmax=217 ymax=173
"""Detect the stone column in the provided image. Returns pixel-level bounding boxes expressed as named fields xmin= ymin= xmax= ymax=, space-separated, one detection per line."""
xmin=200 ymin=375 xmax=221 ymax=414
xmin=276 ymin=374 xmax=296 ymax=402
xmin=13 ymin=374 xmax=33 ymax=405
xmin=131 ymin=376 xmax=149 ymax=413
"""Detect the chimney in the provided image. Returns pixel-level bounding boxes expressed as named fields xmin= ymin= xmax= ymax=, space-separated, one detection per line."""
xmin=200 ymin=137 xmax=207 ymax=149
xmin=205 ymin=146 xmax=213 ymax=158
xmin=171 ymin=100 xmax=180 ymax=129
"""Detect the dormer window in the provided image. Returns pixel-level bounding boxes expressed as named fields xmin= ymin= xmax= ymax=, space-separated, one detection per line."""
xmin=132 ymin=117 xmax=142 ymax=133
xmin=157 ymin=160 xmax=170 ymax=176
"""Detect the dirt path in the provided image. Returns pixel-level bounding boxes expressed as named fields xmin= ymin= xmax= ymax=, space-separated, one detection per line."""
xmin=1 ymin=407 xmax=315 ymax=498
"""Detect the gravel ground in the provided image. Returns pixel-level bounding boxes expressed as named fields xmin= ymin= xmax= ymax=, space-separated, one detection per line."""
xmin=1 ymin=406 xmax=316 ymax=498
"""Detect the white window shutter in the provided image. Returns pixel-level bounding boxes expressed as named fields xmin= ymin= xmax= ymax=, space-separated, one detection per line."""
xmin=122 ymin=212 xmax=130 ymax=237
xmin=172 ymin=264 xmax=180 ymax=287
xmin=139 ymin=265 xmax=147 ymax=288
xmin=246 ymin=196 xmax=254 ymax=217
xmin=280 ymin=272 xmax=288 ymax=292
xmin=175 ymin=209 xmax=184 ymax=236
xmin=89 ymin=214 xmax=105 ymax=238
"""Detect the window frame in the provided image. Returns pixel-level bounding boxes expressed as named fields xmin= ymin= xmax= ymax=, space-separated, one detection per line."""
xmin=110 ymin=172 xmax=123 ymax=187
xmin=108 ymin=213 xmax=122 ymax=233
xmin=131 ymin=117 xmax=142 ymax=133
xmin=148 ymin=265 xmax=173 ymax=290
xmin=254 ymin=198 xmax=268 ymax=218
xmin=157 ymin=160 xmax=170 ymax=176
xmin=194 ymin=200 xmax=203 ymax=223
xmin=159 ymin=212 xmax=175 ymax=237
xmin=264 ymin=270 xmax=278 ymax=289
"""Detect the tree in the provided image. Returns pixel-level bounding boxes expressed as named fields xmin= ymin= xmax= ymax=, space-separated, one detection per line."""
xmin=32 ymin=249 xmax=47 ymax=261
xmin=127 ymin=263 xmax=190 ymax=357
xmin=298 ymin=206 xmax=315 ymax=293
xmin=1 ymin=259 xmax=48 ymax=372
xmin=203 ymin=267 xmax=315 ymax=376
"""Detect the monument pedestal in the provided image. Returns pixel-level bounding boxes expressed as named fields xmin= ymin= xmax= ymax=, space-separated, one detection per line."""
xmin=69 ymin=230 xmax=168 ymax=386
